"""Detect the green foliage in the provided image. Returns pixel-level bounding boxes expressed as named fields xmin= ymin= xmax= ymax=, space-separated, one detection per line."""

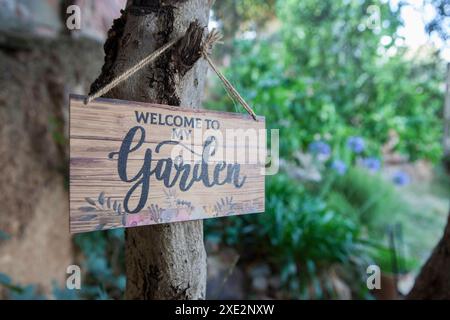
xmin=326 ymin=167 xmax=423 ymax=272
xmin=213 ymin=0 xmax=276 ymax=40
xmin=206 ymin=173 xmax=369 ymax=298
xmin=73 ymin=229 xmax=126 ymax=299
xmin=205 ymin=0 xmax=446 ymax=298
xmin=0 ymin=273 xmax=26 ymax=296
xmin=2 ymin=0 xmax=444 ymax=301
xmin=0 ymin=229 xmax=11 ymax=241
xmin=209 ymin=0 xmax=445 ymax=162
xmin=264 ymin=174 xmax=359 ymax=264
xmin=0 ymin=228 xmax=125 ymax=300
xmin=327 ymin=167 xmax=403 ymax=233
xmin=424 ymin=0 xmax=450 ymax=41
xmin=366 ymin=243 xmax=419 ymax=275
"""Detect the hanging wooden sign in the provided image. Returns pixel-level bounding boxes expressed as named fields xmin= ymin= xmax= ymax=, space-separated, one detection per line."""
xmin=69 ymin=95 xmax=266 ymax=233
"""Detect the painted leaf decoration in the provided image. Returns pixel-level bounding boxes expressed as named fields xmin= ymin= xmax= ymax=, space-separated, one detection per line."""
xmin=113 ymin=201 xmax=117 ymax=211
xmin=107 ymin=197 xmax=111 ymax=209
xmin=98 ymin=192 xmax=105 ymax=205
xmin=85 ymin=197 xmax=96 ymax=206
xmin=95 ymin=224 xmax=106 ymax=231
xmin=79 ymin=206 xmax=97 ymax=212
xmin=78 ymin=214 xmax=98 ymax=221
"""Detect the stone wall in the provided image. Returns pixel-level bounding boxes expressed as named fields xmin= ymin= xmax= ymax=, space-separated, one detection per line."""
xmin=0 ymin=1 xmax=125 ymax=297
xmin=0 ymin=0 xmax=126 ymax=40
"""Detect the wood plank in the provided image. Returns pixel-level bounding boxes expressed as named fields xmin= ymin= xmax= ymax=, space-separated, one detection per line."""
xmin=69 ymin=95 xmax=266 ymax=233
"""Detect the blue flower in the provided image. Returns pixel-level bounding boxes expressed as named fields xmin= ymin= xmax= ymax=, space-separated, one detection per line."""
xmin=392 ymin=171 xmax=410 ymax=186
xmin=362 ymin=157 xmax=381 ymax=172
xmin=331 ymin=159 xmax=347 ymax=175
xmin=308 ymin=140 xmax=331 ymax=157
xmin=347 ymin=136 xmax=365 ymax=153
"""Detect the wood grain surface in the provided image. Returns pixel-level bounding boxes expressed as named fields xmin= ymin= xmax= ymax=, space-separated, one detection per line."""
xmin=69 ymin=95 xmax=266 ymax=233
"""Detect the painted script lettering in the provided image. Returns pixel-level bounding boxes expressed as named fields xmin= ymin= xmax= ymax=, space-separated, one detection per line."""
xmin=109 ymin=126 xmax=247 ymax=214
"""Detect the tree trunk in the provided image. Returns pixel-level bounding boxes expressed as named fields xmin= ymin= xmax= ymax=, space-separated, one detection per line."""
xmin=407 ymin=212 xmax=450 ymax=299
xmin=89 ymin=0 xmax=211 ymax=299
xmin=443 ymin=63 xmax=450 ymax=174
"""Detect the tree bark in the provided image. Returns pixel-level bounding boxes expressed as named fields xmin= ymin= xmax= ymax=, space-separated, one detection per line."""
xmin=443 ymin=63 xmax=450 ymax=174
xmin=407 ymin=211 xmax=450 ymax=299
xmin=89 ymin=0 xmax=211 ymax=299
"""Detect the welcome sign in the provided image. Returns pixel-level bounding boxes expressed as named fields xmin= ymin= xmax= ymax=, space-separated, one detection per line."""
xmin=69 ymin=95 xmax=266 ymax=233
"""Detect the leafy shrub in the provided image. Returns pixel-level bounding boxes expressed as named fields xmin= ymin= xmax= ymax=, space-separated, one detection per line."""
xmin=327 ymin=167 xmax=403 ymax=234
xmin=204 ymin=0 xmax=443 ymax=298
xmin=208 ymin=0 xmax=445 ymax=162
xmin=206 ymin=173 xmax=369 ymax=298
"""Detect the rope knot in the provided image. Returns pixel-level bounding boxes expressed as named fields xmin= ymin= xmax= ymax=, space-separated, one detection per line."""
xmin=85 ymin=26 xmax=257 ymax=121
xmin=202 ymin=29 xmax=223 ymax=57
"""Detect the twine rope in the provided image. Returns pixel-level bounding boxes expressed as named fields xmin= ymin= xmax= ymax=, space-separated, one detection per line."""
xmin=84 ymin=36 xmax=181 ymax=105
xmin=201 ymin=30 xmax=257 ymax=120
xmin=84 ymin=28 xmax=257 ymax=121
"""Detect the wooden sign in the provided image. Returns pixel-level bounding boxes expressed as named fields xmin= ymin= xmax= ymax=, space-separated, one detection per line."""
xmin=69 ymin=95 xmax=266 ymax=233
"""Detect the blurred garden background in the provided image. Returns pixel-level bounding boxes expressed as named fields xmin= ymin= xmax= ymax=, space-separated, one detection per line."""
xmin=0 ymin=0 xmax=449 ymax=299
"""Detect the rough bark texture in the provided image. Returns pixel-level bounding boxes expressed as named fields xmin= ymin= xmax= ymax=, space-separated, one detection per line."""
xmin=407 ymin=212 xmax=450 ymax=299
xmin=443 ymin=63 xmax=450 ymax=174
xmin=89 ymin=0 xmax=211 ymax=299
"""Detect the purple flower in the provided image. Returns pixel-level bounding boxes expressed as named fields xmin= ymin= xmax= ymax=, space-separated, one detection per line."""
xmin=392 ymin=171 xmax=410 ymax=186
xmin=331 ymin=159 xmax=347 ymax=175
xmin=308 ymin=140 xmax=331 ymax=157
xmin=347 ymin=136 xmax=365 ymax=153
xmin=362 ymin=157 xmax=381 ymax=172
